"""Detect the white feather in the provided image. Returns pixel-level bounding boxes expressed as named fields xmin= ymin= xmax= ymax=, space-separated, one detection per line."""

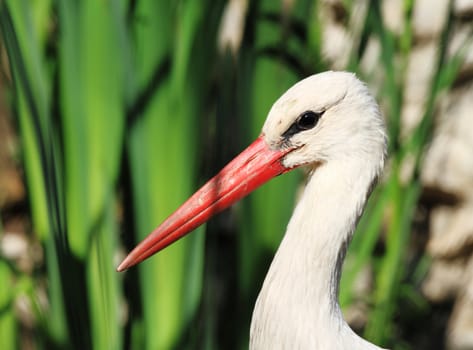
xmin=250 ymin=71 xmax=388 ymax=349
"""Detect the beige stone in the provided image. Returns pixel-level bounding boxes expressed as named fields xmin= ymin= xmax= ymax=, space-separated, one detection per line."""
xmin=447 ymin=257 xmax=473 ymax=349
xmin=217 ymin=0 xmax=248 ymax=56
xmin=454 ymin=0 xmax=473 ymax=17
xmin=413 ymin=0 xmax=450 ymax=39
xmin=0 ymin=231 xmax=28 ymax=259
xmin=422 ymin=259 xmax=466 ymax=302
xmin=322 ymin=22 xmax=351 ymax=69
xmin=401 ymin=43 xmax=438 ymax=136
xmin=422 ymin=85 xmax=473 ymax=197
xmin=428 ymin=203 xmax=473 ymax=258
xmin=448 ymin=23 xmax=473 ymax=78
xmin=382 ymin=0 xmax=403 ymax=35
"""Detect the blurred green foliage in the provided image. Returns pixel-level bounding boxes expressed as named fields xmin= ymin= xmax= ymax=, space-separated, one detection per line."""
xmin=0 ymin=0 xmax=469 ymax=349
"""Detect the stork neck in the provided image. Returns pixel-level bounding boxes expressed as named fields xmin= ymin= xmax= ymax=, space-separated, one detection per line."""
xmin=250 ymin=159 xmax=382 ymax=349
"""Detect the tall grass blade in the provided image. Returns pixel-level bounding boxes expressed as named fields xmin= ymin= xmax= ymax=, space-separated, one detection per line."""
xmin=126 ymin=0 xmax=218 ymax=347
xmin=0 ymin=259 xmax=16 ymax=350
xmin=58 ymin=0 xmax=126 ymax=348
xmin=1 ymin=0 xmax=69 ymax=346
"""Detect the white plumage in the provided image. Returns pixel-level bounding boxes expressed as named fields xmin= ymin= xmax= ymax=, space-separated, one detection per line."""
xmin=250 ymin=72 xmax=387 ymax=349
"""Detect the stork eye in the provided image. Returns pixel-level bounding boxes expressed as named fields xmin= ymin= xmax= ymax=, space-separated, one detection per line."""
xmin=296 ymin=111 xmax=322 ymax=130
xmin=281 ymin=110 xmax=324 ymax=140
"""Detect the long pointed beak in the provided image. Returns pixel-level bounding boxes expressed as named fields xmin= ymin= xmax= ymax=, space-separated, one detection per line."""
xmin=117 ymin=135 xmax=295 ymax=272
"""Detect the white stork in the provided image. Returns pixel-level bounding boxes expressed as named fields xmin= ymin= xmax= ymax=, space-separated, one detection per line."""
xmin=118 ymin=71 xmax=388 ymax=349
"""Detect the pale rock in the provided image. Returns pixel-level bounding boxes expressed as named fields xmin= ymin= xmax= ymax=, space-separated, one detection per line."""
xmin=1 ymin=231 xmax=38 ymax=272
xmin=401 ymin=43 xmax=438 ymax=136
xmin=322 ymin=22 xmax=351 ymax=69
xmin=413 ymin=0 xmax=450 ymax=39
xmin=428 ymin=203 xmax=473 ymax=258
xmin=359 ymin=37 xmax=385 ymax=96
xmin=422 ymin=85 xmax=473 ymax=197
xmin=454 ymin=0 xmax=473 ymax=17
xmin=344 ymin=302 xmax=370 ymax=332
xmin=217 ymin=0 xmax=248 ymax=56
xmin=422 ymin=259 xmax=465 ymax=302
xmin=1 ymin=231 xmax=28 ymax=259
xmin=360 ymin=37 xmax=381 ymax=74
xmin=448 ymin=23 xmax=473 ymax=78
xmin=447 ymin=257 xmax=473 ymax=350
xmin=381 ymin=0 xmax=403 ymax=35
xmin=348 ymin=0 xmax=370 ymax=46
xmin=320 ymin=0 xmax=368 ymax=69
xmin=429 ymin=206 xmax=454 ymax=244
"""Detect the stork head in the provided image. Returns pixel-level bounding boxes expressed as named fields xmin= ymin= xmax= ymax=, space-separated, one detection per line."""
xmin=262 ymin=71 xmax=387 ymax=171
xmin=117 ymin=71 xmax=387 ymax=271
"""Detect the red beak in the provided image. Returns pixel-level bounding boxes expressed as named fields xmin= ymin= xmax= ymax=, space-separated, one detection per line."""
xmin=117 ymin=135 xmax=295 ymax=272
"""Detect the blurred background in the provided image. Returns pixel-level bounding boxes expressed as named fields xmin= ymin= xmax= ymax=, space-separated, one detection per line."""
xmin=0 ymin=0 xmax=473 ymax=349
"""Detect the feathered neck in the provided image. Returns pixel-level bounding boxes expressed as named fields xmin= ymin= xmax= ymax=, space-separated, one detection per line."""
xmin=249 ymin=158 xmax=385 ymax=350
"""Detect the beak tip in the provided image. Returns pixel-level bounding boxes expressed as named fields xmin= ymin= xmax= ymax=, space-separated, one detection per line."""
xmin=116 ymin=259 xmax=131 ymax=272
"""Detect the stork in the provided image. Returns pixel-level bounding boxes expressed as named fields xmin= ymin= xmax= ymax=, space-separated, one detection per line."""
xmin=118 ymin=71 xmax=388 ymax=349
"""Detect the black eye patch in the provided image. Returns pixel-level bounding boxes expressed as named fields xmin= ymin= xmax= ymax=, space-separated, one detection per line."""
xmin=282 ymin=110 xmax=324 ymax=140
